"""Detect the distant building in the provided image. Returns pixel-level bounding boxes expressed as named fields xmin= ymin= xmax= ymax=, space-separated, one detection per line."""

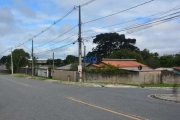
xmin=87 ymin=58 xmax=152 ymax=72
xmin=28 ymin=59 xmax=48 ymax=67
xmin=56 ymin=64 xmax=72 ymax=71
xmin=0 ymin=64 xmax=6 ymax=70
xmin=173 ymin=67 xmax=180 ymax=74
xmin=56 ymin=63 xmax=90 ymax=71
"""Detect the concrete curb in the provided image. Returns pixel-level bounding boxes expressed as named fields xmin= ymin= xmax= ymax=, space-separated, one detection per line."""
xmin=149 ymin=94 xmax=180 ymax=103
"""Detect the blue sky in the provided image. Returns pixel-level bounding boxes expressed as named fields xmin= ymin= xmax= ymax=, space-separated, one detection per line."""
xmin=0 ymin=0 xmax=180 ymax=59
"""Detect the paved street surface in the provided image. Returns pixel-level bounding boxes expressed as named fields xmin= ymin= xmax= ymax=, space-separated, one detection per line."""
xmin=0 ymin=75 xmax=180 ymax=120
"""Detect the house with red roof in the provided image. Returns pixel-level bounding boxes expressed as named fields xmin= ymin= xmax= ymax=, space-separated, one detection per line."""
xmin=87 ymin=58 xmax=153 ymax=71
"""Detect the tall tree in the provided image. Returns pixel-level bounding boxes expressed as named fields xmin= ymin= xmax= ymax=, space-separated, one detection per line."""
xmin=140 ymin=49 xmax=160 ymax=69
xmin=6 ymin=49 xmax=30 ymax=70
xmin=92 ymin=33 xmax=139 ymax=58
xmin=159 ymin=55 xmax=174 ymax=67
xmin=55 ymin=59 xmax=63 ymax=67
xmin=63 ymin=55 xmax=78 ymax=65
xmin=174 ymin=54 xmax=180 ymax=66
xmin=108 ymin=49 xmax=144 ymax=63
xmin=0 ymin=56 xmax=8 ymax=64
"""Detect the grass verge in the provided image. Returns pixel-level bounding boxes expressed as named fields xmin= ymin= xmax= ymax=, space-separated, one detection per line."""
xmin=10 ymin=73 xmax=48 ymax=81
xmin=140 ymin=84 xmax=180 ymax=88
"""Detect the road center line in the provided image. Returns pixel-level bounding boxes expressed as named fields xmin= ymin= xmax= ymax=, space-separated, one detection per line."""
xmin=65 ymin=96 xmax=147 ymax=120
xmin=0 ymin=77 xmax=32 ymax=87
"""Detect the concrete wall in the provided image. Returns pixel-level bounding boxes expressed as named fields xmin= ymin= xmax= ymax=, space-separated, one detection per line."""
xmin=83 ymin=72 xmax=138 ymax=84
xmin=52 ymin=70 xmax=77 ymax=82
xmin=83 ymin=71 xmax=180 ymax=84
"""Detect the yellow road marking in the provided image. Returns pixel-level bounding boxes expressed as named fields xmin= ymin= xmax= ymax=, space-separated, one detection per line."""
xmin=0 ymin=77 xmax=32 ymax=87
xmin=65 ymin=96 xmax=148 ymax=120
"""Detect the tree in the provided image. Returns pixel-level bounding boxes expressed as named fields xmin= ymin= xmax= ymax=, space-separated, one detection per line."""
xmin=0 ymin=56 xmax=8 ymax=64
xmin=86 ymin=51 xmax=101 ymax=62
xmin=140 ymin=49 xmax=160 ymax=69
xmin=63 ymin=55 xmax=78 ymax=65
xmin=159 ymin=55 xmax=174 ymax=67
xmin=6 ymin=49 xmax=30 ymax=70
xmin=55 ymin=59 xmax=63 ymax=67
xmin=174 ymin=54 xmax=180 ymax=66
xmin=47 ymin=59 xmax=53 ymax=66
xmin=108 ymin=49 xmax=144 ymax=63
xmin=47 ymin=58 xmax=63 ymax=67
xmin=70 ymin=61 xmax=78 ymax=71
xmin=92 ymin=33 xmax=139 ymax=58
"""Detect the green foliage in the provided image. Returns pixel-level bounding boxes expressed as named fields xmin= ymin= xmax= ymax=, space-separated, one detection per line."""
xmin=159 ymin=55 xmax=177 ymax=67
xmin=55 ymin=59 xmax=63 ymax=67
xmin=92 ymin=33 xmax=139 ymax=58
xmin=84 ymin=64 xmax=127 ymax=73
xmin=63 ymin=55 xmax=78 ymax=65
xmin=86 ymin=51 xmax=101 ymax=61
xmin=5 ymin=56 xmax=11 ymax=69
xmin=145 ymin=58 xmax=160 ymax=69
xmin=70 ymin=61 xmax=78 ymax=71
xmin=0 ymin=56 xmax=8 ymax=64
xmin=108 ymin=49 xmax=144 ymax=63
xmin=46 ymin=58 xmax=63 ymax=67
xmin=140 ymin=49 xmax=160 ymax=69
xmin=5 ymin=49 xmax=30 ymax=70
xmin=174 ymin=54 xmax=180 ymax=66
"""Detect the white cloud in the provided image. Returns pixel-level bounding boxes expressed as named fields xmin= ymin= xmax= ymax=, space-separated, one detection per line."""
xmin=0 ymin=0 xmax=180 ymax=59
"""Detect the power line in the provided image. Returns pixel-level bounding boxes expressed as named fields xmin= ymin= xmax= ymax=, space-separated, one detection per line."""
xmin=126 ymin=14 xmax=180 ymax=34
xmin=42 ymin=33 xmax=78 ymax=49
xmin=118 ymin=11 xmax=180 ymax=33
xmin=78 ymin=0 xmax=95 ymax=7
xmin=35 ymin=40 xmax=78 ymax=54
xmin=82 ymin=10 xmax=180 ymax=39
xmin=30 ymin=0 xmax=95 ymax=40
xmin=34 ymin=24 xmax=78 ymax=48
xmin=31 ymin=8 xmax=76 ymax=40
xmin=82 ymin=0 xmax=154 ymax=24
xmin=0 ymin=0 xmax=96 ymax=58
xmin=0 ymin=48 xmax=11 ymax=56
xmin=34 ymin=43 xmax=73 ymax=59
xmin=82 ymin=5 xmax=180 ymax=33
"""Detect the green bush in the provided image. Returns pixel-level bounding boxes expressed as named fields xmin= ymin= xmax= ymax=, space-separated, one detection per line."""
xmin=84 ymin=64 xmax=127 ymax=74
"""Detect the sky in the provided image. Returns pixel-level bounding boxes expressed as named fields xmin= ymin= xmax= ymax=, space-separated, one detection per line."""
xmin=0 ymin=0 xmax=180 ymax=59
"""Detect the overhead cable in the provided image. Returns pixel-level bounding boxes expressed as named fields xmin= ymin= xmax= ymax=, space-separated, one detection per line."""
xmin=82 ymin=0 xmax=154 ymax=24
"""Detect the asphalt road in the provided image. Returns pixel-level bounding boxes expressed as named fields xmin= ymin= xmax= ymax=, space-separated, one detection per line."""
xmin=0 ymin=75 xmax=180 ymax=120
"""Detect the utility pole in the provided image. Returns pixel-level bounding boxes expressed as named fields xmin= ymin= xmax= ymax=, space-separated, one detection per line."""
xmin=78 ymin=5 xmax=82 ymax=82
xmin=53 ymin=52 xmax=54 ymax=70
xmin=32 ymin=39 xmax=34 ymax=77
xmin=11 ymin=47 xmax=13 ymax=74
xmin=84 ymin=46 xmax=86 ymax=68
